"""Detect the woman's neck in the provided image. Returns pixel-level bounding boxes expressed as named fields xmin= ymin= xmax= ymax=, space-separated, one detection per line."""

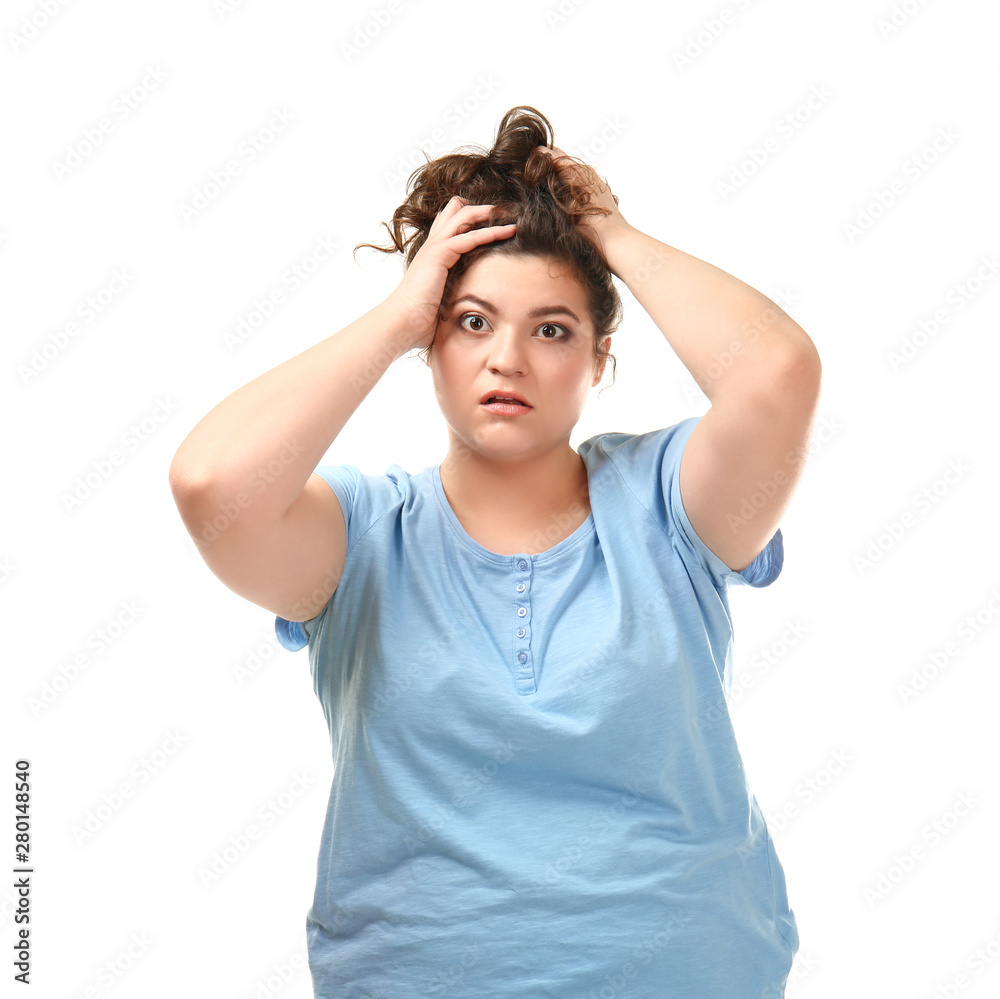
xmin=438 ymin=445 xmax=591 ymax=547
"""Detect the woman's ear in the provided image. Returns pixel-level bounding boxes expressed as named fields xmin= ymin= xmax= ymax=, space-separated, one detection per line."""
xmin=593 ymin=337 xmax=611 ymax=383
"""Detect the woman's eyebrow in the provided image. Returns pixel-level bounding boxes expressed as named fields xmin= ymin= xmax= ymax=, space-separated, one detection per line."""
xmin=452 ymin=294 xmax=581 ymax=323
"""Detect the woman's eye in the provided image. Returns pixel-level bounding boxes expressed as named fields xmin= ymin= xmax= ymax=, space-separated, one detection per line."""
xmin=459 ymin=314 xmax=488 ymax=332
xmin=457 ymin=313 xmax=571 ymax=340
xmin=538 ymin=323 xmax=568 ymax=340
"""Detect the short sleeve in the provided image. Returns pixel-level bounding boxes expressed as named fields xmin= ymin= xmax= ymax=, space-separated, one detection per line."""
xmin=663 ymin=417 xmax=783 ymax=590
xmin=274 ymin=463 xmax=361 ymax=652
xmin=594 ymin=417 xmax=783 ymax=592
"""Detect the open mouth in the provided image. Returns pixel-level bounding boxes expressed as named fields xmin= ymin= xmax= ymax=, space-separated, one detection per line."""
xmin=485 ymin=396 xmax=529 ymax=407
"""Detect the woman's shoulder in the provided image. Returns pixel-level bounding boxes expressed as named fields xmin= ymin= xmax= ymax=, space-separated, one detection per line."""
xmin=579 ymin=417 xmax=700 ymax=470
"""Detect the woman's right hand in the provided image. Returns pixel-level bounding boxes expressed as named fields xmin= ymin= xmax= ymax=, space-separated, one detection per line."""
xmin=384 ymin=197 xmax=517 ymax=355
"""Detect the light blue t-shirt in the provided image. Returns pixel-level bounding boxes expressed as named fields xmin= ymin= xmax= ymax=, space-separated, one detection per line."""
xmin=276 ymin=415 xmax=798 ymax=998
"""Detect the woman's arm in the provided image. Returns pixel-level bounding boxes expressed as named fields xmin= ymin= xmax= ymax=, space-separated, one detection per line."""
xmin=538 ymin=144 xmax=822 ymax=573
xmin=169 ymin=299 xmax=410 ymax=524
xmin=168 ymin=299 xmax=413 ymax=621
xmin=169 ymin=198 xmax=517 ymax=621
xmin=601 ymin=225 xmax=821 ymax=573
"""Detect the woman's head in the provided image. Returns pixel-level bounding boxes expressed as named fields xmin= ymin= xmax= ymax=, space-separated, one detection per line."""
xmin=355 ymin=106 xmax=623 ymax=389
xmin=426 ymin=249 xmax=611 ymax=468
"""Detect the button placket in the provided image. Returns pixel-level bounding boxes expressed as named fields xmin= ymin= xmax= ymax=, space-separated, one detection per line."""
xmin=512 ymin=556 xmax=535 ymax=694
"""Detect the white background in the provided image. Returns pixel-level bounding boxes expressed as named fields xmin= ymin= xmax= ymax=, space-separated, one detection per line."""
xmin=3 ymin=0 xmax=999 ymax=996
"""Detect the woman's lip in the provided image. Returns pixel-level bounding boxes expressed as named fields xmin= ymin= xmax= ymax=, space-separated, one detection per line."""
xmin=480 ymin=395 xmax=531 ymax=406
xmin=481 ymin=401 xmax=533 ymax=415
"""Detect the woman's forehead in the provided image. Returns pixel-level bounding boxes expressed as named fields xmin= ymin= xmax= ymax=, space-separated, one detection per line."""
xmin=449 ymin=253 xmax=589 ymax=306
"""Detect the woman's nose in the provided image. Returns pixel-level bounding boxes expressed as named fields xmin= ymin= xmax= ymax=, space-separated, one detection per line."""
xmin=486 ymin=329 xmax=527 ymax=375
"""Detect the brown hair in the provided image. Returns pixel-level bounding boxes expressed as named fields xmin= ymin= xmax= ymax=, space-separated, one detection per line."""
xmin=354 ymin=105 xmax=622 ymax=389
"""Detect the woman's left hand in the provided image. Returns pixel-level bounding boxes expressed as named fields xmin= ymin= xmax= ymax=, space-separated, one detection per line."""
xmin=536 ymin=144 xmax=632 ymax=257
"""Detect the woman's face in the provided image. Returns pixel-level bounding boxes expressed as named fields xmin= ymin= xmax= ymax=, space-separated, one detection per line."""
xmin=429 ymin=252 xmax=610 ymax=464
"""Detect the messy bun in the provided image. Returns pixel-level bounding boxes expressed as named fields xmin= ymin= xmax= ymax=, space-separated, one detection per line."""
xmin=354 ymin=106 xmax=622 ymax=387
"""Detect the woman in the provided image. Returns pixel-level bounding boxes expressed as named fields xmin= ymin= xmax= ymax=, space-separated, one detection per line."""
xmin=169 ymin=106 xmax=821 ymax=998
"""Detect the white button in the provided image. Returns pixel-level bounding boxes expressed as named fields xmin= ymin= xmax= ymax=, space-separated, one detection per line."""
xmin=516 ymin=583 xmax=526 ymax=592
xmin=516 ymin=628 xmax=525 ymax=638
xmin=517 ymin=607 xmax=526 ymax=617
